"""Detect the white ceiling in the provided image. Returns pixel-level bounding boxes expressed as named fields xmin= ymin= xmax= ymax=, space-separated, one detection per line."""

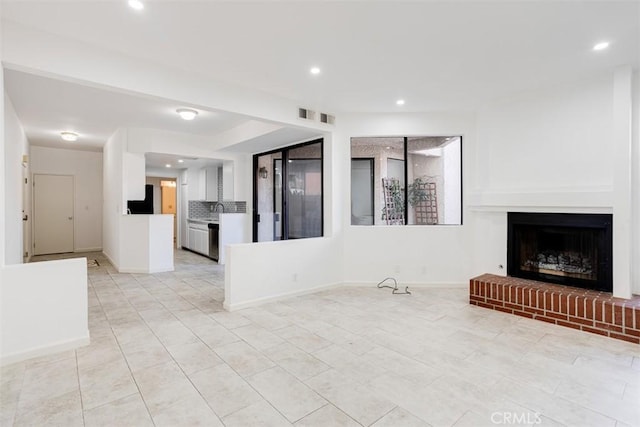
xmin=3 ymin=69 xmax=250 ymax=152
xmin=2 ymin=1 xmax=638 ymax=156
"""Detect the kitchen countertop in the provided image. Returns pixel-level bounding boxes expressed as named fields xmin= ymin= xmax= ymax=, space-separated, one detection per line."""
xmin=187 ymin=218 xmax=219 ymax=224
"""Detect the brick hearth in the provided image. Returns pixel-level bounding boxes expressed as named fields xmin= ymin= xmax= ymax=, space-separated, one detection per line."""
xmin=469 ymin=274 xmax=640 ymax=344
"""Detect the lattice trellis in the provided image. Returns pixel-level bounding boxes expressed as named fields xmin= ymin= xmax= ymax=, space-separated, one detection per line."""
xmin=413 ymin=181 xmax=438 ymax=225
xmin=382 ymin=177 xmax=404 ymax=225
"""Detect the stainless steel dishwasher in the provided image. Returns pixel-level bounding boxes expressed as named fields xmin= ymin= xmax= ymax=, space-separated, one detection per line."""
xmin=207 ymin=223 xmax=219 ymax=261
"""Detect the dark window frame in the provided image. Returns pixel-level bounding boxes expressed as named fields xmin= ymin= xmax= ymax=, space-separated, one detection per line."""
xmin=253 ymin=138 xmax=324 ymax=242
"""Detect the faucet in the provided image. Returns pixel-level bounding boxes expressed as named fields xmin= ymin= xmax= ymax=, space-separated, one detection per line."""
xmin=213 ymin=202 xmax=225 ymax=214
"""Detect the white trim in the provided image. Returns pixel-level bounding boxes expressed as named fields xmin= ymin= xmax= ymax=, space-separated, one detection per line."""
xmin=343 ymin=281 xmax=467 ymax=288
xmin=0 ymin=334 xmax=90 ymax=367
xmin=101 ymin=251 xmax=119 ymax=271
xmin=224 ymin=282 xmax=342 ymax=312
xmin=75 ymin=247 xmax=102 ymax=253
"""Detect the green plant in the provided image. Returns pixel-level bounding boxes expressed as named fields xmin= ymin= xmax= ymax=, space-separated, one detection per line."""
xmin=408 ymin=176 xmax=430 ymax=206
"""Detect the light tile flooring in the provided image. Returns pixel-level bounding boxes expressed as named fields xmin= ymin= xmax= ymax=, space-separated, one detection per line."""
xmin=2 ymin=250 xmax=639 ymax=427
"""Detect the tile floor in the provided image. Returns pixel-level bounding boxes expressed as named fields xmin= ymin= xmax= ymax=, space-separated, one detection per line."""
xmin=1 ymin=250 xmax=639 ymax=426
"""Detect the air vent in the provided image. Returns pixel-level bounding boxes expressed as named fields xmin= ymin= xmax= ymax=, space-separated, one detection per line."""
xmin=298 ymin=107 xmax=316 ymax=121
xmin=320 ymin=113 xmax=335 ymax=125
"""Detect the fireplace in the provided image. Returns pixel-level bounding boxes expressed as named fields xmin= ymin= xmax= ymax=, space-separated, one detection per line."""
xmin=507 ymin=213 xmax=612 ymax=292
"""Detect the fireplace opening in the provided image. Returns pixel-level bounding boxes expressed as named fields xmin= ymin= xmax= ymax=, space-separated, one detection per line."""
xmin=507 ymin=213 xmax=612 ymax=292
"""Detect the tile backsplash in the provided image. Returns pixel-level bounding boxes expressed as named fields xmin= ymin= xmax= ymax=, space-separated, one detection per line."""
xmin=189 ymin=200 xmax=247 ymax=218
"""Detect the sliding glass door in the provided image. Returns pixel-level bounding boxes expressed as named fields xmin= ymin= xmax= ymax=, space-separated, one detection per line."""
xmin=253 ymin=139 xmax=323 ymax=241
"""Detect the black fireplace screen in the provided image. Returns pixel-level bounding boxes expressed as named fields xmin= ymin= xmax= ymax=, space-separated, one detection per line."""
xmin=507 ymin=213 xmax=612 ymax=292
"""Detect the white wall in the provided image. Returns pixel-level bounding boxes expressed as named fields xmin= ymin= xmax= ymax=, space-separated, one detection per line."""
xmin=338 ymin=112 xmax=476 ymax=286
xmin=0 ymin=258 xmax=89 ymax=365
xmin=102 ymin=128 xmax=125 ymax=268
xmin=31 ymin=146 xmax=103 ymax=252
xmin=470 ymin=70 xmax=638 ymax=297
xmin=119 ymin=214 xmax=174 ymax=274
xmin=224 ymin=237 xmax=342 ymax=310
xmin=3 ymin=94 xmax=29 ymax=264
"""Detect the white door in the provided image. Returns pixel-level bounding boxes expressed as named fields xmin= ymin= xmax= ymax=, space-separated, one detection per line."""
xmin=33 ymin=174 xmax=74 ymax=255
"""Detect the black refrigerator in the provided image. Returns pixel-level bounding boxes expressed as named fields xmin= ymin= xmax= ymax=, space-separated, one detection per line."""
xmin=127 ymin=184 xmax=154 ymax=214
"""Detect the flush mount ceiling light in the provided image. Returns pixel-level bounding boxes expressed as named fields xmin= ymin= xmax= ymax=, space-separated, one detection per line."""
xmin=128 ymin=0 xmax=144 ymax=11
xmin=60 ymin=131 xmax=78 ymax=142
xmin=396 ymin=99 xmax=405 ymax=106
xmin=165 ymin=164 xmax=171 ymax=168
xmin=176 ymin=108 xmax=198 ymax=120
xmin=593 ymin=41 xmax=610 ymax=51
xmin=310 ymin=67 xmax=321 ymax=75
xmin=178 ymin=159 xmax=184 ymax=163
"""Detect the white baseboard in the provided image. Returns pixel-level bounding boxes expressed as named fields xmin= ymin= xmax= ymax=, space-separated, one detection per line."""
xmin=224 ymin=282 xmax=343 ymax=312
xmin=343 ymin=281 xmax=467 ymax=288
xmin=0 ymin=333 xmax=90 ymax=367
xmin=75 ymin=247 xmax=102 ymax=253
xmin=148 ymin=265 xmax=174 ymax=274
xmin=102 ymin=251 xmax=119 ymax=271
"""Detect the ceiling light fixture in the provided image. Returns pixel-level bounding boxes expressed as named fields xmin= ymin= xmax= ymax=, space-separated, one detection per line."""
xmin=165 ymin=164 xmax=171 ymax=168
xmin=176 ymin=108 xmax=198 ymax=120
xmin=128 ymin=0 xmax=144 ymax=11
xmin=310 ymin=67 xmax=321 ymax=75
xmin=178 ymin=159 xmax=184 ymax=163
xmin=396 ymin=99 xmax=405 ymax=106
xmin=593 ymin=42 xmax=609 ymax=51
xmin=60 ymin=131 xmax=78 ymax=142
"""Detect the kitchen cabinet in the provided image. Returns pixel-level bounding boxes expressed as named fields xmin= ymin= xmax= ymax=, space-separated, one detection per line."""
xmin=222 ymin=161 xmax=234 ymax=201
xmin=198 ymin=167 xmax=218 ymax=201
xmin=187 ymin=222 xmax=209 ymax=255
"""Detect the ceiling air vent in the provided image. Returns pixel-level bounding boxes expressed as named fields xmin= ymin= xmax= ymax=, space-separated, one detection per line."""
xmin=298 ymin=107 xmax=316 ymax=121
xmin=320 ymin=113 xmax=335 ymax=125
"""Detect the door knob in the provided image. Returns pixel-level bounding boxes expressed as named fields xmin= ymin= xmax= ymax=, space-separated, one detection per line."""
xmin=68 ymin=217 xmax=73 ymax=220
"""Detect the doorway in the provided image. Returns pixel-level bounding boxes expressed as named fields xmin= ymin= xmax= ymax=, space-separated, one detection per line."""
xmin=33 ymin=174 xmax=74 ymax=255
xmin=161 ymin=179 xmax=177 ymax=246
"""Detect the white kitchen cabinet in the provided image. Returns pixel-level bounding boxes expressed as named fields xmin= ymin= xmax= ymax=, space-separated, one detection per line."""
xmin=198 ymin=167 xmax=218 ymax=201
xmin=222 ymin=161 xmax=234 ymax=201
xmin=187 ymin=222 xmax=209 ymax=255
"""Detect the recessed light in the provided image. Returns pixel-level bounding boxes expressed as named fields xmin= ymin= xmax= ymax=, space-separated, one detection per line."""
xmin=310 ymin=67 xmax=321 ymax=75
xmin=386 ymin=146 xmax=391 ymax=150
xmin=128 ymin=0 xmax=144 ymax=11
xmin=396 ymin=99 xmax=405 ymax=106
xmin=165 ymin=164 xmax=171 ymax=168
xmin=178 ymin=159 xmax=184 ymax=163
xmin=593 ymin=42 xmax=609 ymax=51
xmin=60 ymin=131 xmax=78 ymax=142
xmin=176 ymin=108 xmax=198 ymax=120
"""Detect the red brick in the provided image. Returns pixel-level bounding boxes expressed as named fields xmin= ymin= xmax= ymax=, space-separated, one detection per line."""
xmin=505 ymin=302 xmax=522 ymax=311
xmin=594 ymin=322 xmax=624 ymax=334
xmin=568 ymin=295 xmax=577 ymax=316
xmin=624 ymin=307 xmax=635 ymax=329
xmin=546 ymin=311 xmax=568 ymax=321
xmin=494 ymin=306 xmax=513 ymax=314
xmin=487 ymin=298 xmax=505 ymax=307
xmin=613 ymin=305 xmax=624 ymax=326
xmin=518 ymin=288 xmax=525 ymax=304
xmin=594 ymin=300 xmax=604 ymax=322
xmin=470 ymin=295 xmax=485 ymax=303
xmin=585 ymin=299 xmax=594 ymax=319
xmin=537 ymin=316 xmax=557 ymax=325
xmin=524 ymin=306 xmax=545 ymax=315
xmin=544 ymin=292 xmax=553 ymax=311
xmin=624 ymin=328 xmax=640 ymax=337
xmin=552 ymin=293 xmax=560 ymax=313
xmin=559 ymin=295 xmax=568 ymax=314
xmin=604 ymin=302 xmax=613 ymax=323
xmin=568 ymin=316 xmax=594 ymax=326
xmin=577 ymin=296 xmax=586 ymax=318
xmin=609 ymin=332 xmax=640 ymax=344
xmin=513 ymin=310 xmax=534 ymax=319
xmin=523 ymin=289 xmax=530 ymax=306
xmin=636 ymin=307 xmax=640 ymax=330
xmin=557 ymin=320 xmax=581 ymax=330
xmin=476 ymin=301 xmax=493 ymax=309
xmin=582 ymin=326 xmax=609 ymax=337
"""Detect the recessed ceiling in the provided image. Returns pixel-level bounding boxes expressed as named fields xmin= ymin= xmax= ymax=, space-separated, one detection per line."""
xmin=145 ymin=153 xmax=222 ymax=170
xmin=2 ymin=1 xmax=638 ymax=113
